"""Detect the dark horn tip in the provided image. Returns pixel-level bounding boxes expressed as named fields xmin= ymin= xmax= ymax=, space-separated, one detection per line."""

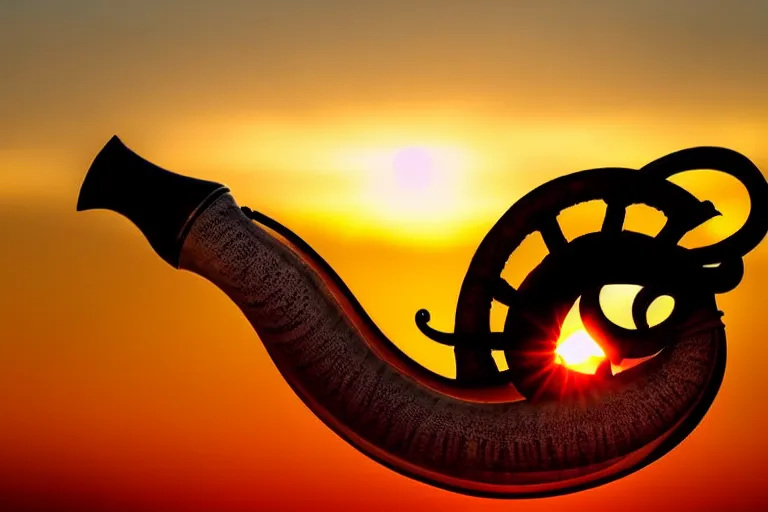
xmin=76 ymin=135 xmax=125 ymax=212
xmin=76 ymin=135 xmax=228 ymax=268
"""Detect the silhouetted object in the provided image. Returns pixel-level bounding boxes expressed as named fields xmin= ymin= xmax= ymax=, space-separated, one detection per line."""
xmin=77 ymin=136 xmax=229 ymax=267
xmin=77 ymin=136 xmax=767 ymax=499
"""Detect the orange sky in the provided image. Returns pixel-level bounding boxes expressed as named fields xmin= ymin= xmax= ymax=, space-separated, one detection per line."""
xmin=1 ymin=1 xmax=767 ymax=510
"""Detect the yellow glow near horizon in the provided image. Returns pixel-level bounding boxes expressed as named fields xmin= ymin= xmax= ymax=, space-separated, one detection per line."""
xmin=160 ymin=114 xmax=506 ymax=246
xmin=145 ymin=112 xmax=767 ymax=250
xmin=350 ymin=145 xmax=471 ymax=224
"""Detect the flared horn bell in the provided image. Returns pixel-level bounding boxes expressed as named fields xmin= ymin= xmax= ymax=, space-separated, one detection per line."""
xmin=77 ymin=135 xmax=229 ymax=268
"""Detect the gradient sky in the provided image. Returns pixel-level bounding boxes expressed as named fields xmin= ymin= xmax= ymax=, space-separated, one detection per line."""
xmin=1 ymin=1 xmax=768 ymax=511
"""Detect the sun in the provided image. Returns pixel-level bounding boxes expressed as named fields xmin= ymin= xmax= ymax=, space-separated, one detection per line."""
xmin=344 ymin=144 xmax=472 ymax=239
xmin=553 ymin=296 xmax=608 ymax=375
xmin=551 ymin=287 xmax=674 ymax=375
xmin=392 ymin=147 xmax=434 ymax=193
xmin=555 ymin=330 xmax=606 ymax=375
xmin=372 ymin=146 xmax=458 ymax=213
xmin=326 ymin=140 xmax=488 ymax=244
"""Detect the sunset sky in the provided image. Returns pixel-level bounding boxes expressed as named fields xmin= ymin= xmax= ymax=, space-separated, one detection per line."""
xmin=1 ymin=1 xmax=767 ymax=510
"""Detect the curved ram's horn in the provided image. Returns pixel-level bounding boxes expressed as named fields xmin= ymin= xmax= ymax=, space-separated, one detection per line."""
xmin=77 ymin=135 xmax=746 ymax=498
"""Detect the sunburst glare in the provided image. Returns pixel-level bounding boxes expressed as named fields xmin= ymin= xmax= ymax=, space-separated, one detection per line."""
xmin=555 ymin=330 xmax=607 ymax=375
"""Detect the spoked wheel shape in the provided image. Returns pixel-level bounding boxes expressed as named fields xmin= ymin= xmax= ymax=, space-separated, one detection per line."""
xmin=417 ymin=147 xmax=768 ymax=401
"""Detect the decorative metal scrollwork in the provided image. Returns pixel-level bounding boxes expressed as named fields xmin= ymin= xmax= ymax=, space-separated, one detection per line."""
xmin=416 ymin=147 xmax=767 ymax=401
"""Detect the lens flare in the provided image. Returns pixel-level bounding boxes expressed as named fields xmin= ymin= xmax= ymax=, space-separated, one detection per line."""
xmin=555 ymin=330 xmax=607 ymax=375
